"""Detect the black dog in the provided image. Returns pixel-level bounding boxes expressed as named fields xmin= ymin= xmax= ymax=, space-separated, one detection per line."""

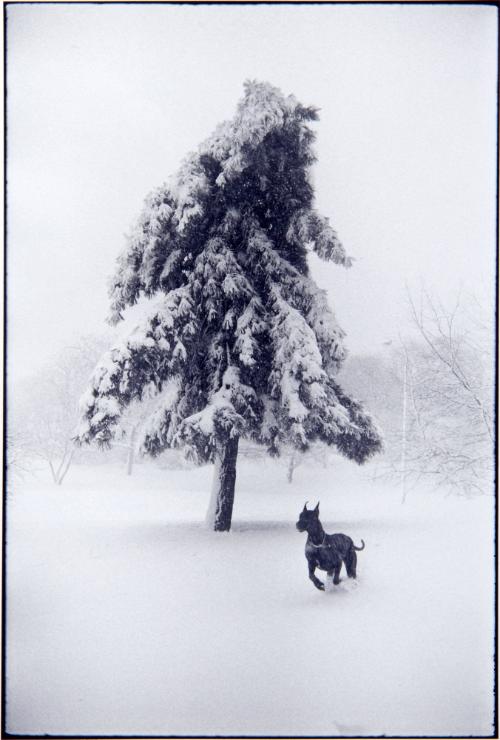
xmin=296 ymin=502 xmax=365 ymax=591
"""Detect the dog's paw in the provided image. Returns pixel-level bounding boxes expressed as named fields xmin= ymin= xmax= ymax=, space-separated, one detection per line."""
xmin=315 ymin=581 xmax=325 ymax=591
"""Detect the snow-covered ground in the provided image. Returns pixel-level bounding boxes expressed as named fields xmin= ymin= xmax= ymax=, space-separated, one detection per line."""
xmin=5 ymin=457 xmax=495 ymax=736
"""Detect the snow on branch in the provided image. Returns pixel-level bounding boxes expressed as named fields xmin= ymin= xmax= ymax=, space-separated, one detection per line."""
xmin=233 ymin=297 xmax=267 ymax=367
xmin=137 ymin=376 xmax=183 ymax=456
xmin=108 ymin=185 xmax=178 ymax=324
xmin=76 ymin=287 xmax=197 ymax=447
xmin=265 ymin=287 xmax=382 ymax=460
xmin=247 ymin=225 xmax=346 ymax=369
xmin=203 ymin=80 xmax=302 ymax=186
xmin=107 ymin=153 xmax=212 ymax=325
xmin=320 ymin=380 xmax=383 ymax=464
xmin=174 ymin=367 xmax=256 ymax=463
xmin=306 ymin=288 xmax=346 ymax=373
xmin=170 ymin=153 xmax=211 ymax=233
xmin=287 ymin=209 xmax=352 ymax=267
xmin=191 ymin=237 xmax=254 ymax=328
xmin=268 ymin=287 xmax=326 ymax=437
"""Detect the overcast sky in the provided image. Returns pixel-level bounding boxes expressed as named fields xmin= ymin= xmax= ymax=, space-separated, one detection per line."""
xmin=7 ymin=3 xmax=498 ymax=380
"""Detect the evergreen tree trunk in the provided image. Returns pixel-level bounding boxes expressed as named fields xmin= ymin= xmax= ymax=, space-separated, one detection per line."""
xmin=206 ymin=436 xmax=239 ymax=532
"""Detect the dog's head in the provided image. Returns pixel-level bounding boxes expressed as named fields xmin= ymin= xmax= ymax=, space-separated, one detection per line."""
xmin=296 ymin=502 xmax=320 ymax=532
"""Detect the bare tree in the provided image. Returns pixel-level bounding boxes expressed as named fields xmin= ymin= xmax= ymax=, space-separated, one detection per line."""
xmin=113 ymin=393 xmax=166 ymax=476
xmin=393 ymin=289 xmax=493 ymax=496
xmin=284 ymin=444 xmax=331 ymax=483
xmin=408 ymin=289 xmax=493 ymax=441
xmin=6 ymin=429 xmax=42 ymax=480
xmin=340 ymin=289 xmax=494 ymax=498
xmin=10 ymin=334 xmax=114 ymax=484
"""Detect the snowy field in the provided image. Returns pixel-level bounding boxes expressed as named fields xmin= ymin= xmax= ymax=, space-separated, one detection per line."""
xmin=5 ymin=457 xmax=495 ymax=737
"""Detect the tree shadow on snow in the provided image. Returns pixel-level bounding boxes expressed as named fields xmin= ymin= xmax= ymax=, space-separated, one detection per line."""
xmin=231 ymin=520 xmax=293 ymax=533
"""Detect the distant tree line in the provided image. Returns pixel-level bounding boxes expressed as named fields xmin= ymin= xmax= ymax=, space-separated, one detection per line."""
xmin=9 ymin=288 xmax=493 ymax=500
xmin=339 ymin=289 xmax=494 ymax=497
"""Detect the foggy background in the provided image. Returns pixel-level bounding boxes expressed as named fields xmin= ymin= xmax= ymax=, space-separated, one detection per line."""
xmin=7 ymin=3 xmax=497 ymax=380
xmin=5 ymin=6 xmax=497 ymax=736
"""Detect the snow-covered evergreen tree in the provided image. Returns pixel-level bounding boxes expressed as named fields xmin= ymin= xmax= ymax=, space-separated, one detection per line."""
xmin=76 ymin=81 xmax=382 ymax=530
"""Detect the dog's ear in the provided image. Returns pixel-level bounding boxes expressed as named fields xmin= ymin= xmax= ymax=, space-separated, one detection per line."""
xmin=314 ymin=501 xmax=320 ymax=513
xmin=302 ymin=501 xmax=308 ymax=512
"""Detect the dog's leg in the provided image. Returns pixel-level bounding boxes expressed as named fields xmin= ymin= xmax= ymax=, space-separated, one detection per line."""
xmin=347 ymin=549 xmax=357 ymax=579
xmin=308 ymin=561 xmax=324 ymax=591
xmin=324 ymin=570 xmax=335 ymax=593
xmin=333 ymin=564 xmax=342 ymax=585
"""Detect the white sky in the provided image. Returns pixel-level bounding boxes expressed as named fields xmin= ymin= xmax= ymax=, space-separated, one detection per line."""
xmin=7 ymin=3 xmax=498 ymax=379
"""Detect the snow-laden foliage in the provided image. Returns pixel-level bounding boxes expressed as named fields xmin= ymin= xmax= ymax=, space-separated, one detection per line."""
xmin=77 ymin=80 xmax=382 ymax=465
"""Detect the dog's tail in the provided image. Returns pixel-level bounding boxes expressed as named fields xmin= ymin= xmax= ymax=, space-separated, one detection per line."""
xmin=353 ymin=539 xmax=365 ymax=551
